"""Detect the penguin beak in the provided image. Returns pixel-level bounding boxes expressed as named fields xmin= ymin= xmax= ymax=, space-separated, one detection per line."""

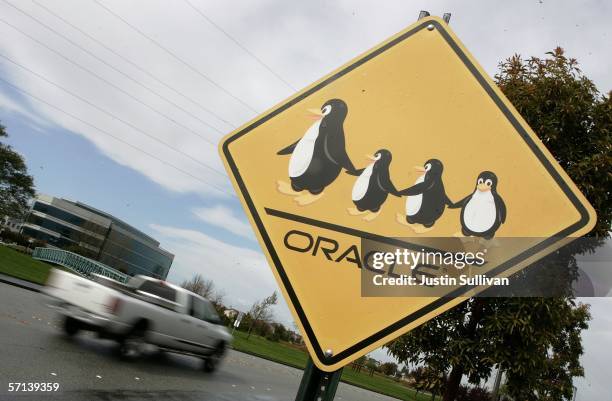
xmin=415 ymin=166 xmax=426 ymax=173
xmin=366 ymin=154 xmax=377 ymax=161
xmin=477 ymin=183 xmax=490 ymax=192
xmin=307 ymin=108 xmax=323 ymax=120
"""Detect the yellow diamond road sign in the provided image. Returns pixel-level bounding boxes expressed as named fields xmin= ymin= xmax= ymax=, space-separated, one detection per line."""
xmin=219 ymin=17 xmax=596 ymax=371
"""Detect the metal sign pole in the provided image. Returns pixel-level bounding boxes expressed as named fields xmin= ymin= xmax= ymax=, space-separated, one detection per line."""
xmin=295 ymin=358 xmax=343 ymax=401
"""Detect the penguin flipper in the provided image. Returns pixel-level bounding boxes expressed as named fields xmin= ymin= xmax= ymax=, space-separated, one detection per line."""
xmin=448 ymin=194 xmax=470 ymax=209
xmin=396 ymin=181 xmax=429 ymax=196
xmin=336 ymin=149 xmax=361 ymax=175
xmin=497 ymin=195 xmax=507 ymax=224
xmin=345 ymin=168 xmax=365 ymax=176
xmin=277 ymin=140 xmax=299 ymax=155
xmin=379 ymin=173 xmax=399 ymax=196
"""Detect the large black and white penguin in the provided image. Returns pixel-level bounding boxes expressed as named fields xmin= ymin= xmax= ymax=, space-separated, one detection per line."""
xmin=276 ymin=99 xmax=359 ymax=205
xmin=348 ymin=149 xmax=398 ymax=221
xmin=395 ymin=159 xmax=452 ymax=233
xmin=450 ymin=171 xmax=506 ymax=239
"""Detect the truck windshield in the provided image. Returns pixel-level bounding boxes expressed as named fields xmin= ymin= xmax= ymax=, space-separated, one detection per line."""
xmin=138 ymin=281 xmax=177 ymax=302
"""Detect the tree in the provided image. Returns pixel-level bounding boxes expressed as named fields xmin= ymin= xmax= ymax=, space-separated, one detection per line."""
xmin=181 ymin=273 xmax=227 ymax=316
xmin=456 ymin=386 xmax=491 ymax=401
xmin=365 ymin=357 xmax=379 ymax=372
xmin=496 ymin=48 xmax=610 ymax=239
xmin=181 ymin=273 xmax=215 ymax=297
xmin=246 ymin=291 xmax=278 ymax=339
xmin=416 ymin=365 xmax=446 ymax=401
xmin=379 ymin=361 xmax=399 ymax=377
xmin=0 ymin=123 xmax=35 ymax=219
xmin=0 ymin=229 xmax=30 ymax=246
xmin=467 ymin=388 xmax=492 ymax=401
xmin=387 ymin=48 xmax=610 ymax=401
xmin=410 ymin=367 xmax=427 ymax=398
xmin=270 ymin=322 xmax=292 ymax=342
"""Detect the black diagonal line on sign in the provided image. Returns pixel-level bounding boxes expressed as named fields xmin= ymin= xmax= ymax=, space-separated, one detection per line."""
xmin=265 ymin=207 xmax=446 ymax=254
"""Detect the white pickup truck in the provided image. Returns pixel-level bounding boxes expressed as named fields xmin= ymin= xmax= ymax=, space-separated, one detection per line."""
xmin=43 ymin=269 xmax=232 ymax=372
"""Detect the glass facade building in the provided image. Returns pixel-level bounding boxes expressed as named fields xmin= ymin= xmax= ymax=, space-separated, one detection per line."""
xmin=21 ymin=195 xmax=174 ymax=279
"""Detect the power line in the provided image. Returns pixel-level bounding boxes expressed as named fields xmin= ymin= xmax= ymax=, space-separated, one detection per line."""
xmin=0 ymin=52 xmax=227 ymax=179
xmin=92 ymin=0 xmax=260 ymax=114
xmin=182 ymin=0 xmax=296 ymax=92
xmin=0 ymin=16 xmax=217 ymax=145
xmin=2 ymin=0 xmax=228 ymax=136
xmin=31 ymin=0 xmax=236 ymax=129
xmin=0 ymin=76 xmax=234 ymax=197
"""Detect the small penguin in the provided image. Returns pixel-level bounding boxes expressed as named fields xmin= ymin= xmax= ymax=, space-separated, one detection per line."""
xmin=348 ymin=149 xmax=398 ymax=221
xmin=450 ymin=171 xmax=506 ymax=239
xmin=276 ymin=99 xmax=359 ymax=206
xmin=395 ymin=159 xmax=452 ymax=233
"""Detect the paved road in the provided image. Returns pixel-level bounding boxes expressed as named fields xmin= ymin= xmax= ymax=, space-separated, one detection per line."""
xmin=0 ymin=282 xmax=398 ymax=401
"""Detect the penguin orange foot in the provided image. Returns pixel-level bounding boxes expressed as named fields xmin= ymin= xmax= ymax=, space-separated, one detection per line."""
xmin=347 ymin=207 xmax=368 ymax=216
xmin=295 ymin=192 xmax=323 ymax=206
xmin=277 ymin=180 xmax=301 ymax=196
xmin=409 ymin=224 xmax=434 ymax=234
xmin=396 ymin=213 xmax=410 ymax=226
xmin=362 ymin=210 xmax=380 ymax=222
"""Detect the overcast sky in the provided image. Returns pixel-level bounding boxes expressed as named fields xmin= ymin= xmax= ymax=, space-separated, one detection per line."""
xmin=0 ymin=0 xmax=609 ymax=399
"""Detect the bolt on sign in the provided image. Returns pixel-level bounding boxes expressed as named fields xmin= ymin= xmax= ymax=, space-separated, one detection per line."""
xmin=219 ymin=17 xmax=596 ymax=371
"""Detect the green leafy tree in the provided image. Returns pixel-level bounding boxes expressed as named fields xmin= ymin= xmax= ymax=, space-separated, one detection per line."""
xmin=467 ymin=387 xmax=492 ymax=401
xmin=0 ymin=123 xmax=35 ymax=219
xmin=387 ymin=48 xmax=610 ymax=401
xmin=419 ymin=366 xmax=446 ymax=401
xmin=455 ymin=386 xmax=471 ymax=401
xmin=379 ymin=361 xmax=399 ymax=377
xmin=365 ymin=357 xmax=379 ymax=370
xmin=0 ymin=230 xmax=31 ymax=246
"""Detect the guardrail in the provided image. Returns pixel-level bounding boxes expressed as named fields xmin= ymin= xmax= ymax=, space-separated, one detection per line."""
xmin=32 ymin=247 xmax=129 ymax=283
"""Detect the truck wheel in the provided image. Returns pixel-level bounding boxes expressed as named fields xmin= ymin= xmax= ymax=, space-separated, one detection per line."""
xmin=203 ymin=342 xmax=225 ymax=373
xmin=63 ymin=316 xmax=80 ymax=337
xmin=118 ymin=331 xmax=145 ymax=361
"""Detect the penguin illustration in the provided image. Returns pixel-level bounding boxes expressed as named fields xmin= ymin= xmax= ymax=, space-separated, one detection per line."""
xmin=348 ymin=149 xmax=399 ymax=221
xmin=395 ymin=159 xmax=452 ymax=234
xmin=450 ymin=171 xmax=506 ymax=239
xmin=276 ymin=99 xmax=359 ymax=206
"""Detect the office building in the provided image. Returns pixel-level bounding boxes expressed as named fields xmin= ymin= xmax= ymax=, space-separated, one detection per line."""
xmin=21 ymin=194 xmax=174 ymax=279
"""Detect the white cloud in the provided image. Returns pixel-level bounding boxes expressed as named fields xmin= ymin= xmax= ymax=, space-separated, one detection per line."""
xmin=193 ymin=204 xmax=254 ymax=239
xmin=0 ymin=0 xmax=609 ymax=201
xmin=0 ymin=0 xmax=245 ymax=198
xmin=0 ymin=89 xmax=49 ymax=130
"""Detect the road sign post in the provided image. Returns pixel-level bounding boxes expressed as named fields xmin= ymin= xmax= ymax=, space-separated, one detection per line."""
xmin=295 ymin=358 xmax=342 ymax=401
